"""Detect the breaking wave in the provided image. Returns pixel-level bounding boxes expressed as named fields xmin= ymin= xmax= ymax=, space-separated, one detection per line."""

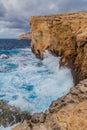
xmin=0 ymin=48 xmax=74 ymax=114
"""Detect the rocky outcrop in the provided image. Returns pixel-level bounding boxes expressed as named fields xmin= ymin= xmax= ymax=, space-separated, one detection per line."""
xmin=19 ymin=32 xmax=32 ymax=39
xmin=0 ymin=100 xmax=31 ymax=127
xmin=12 ymin=79 xmax=87 ymax=130
xmin=30 ymin=12 xmax=87 ymax=83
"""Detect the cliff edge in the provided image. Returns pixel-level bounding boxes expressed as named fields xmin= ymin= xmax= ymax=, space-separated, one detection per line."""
xmin=30 ymin=12 xmax=87 ymax=83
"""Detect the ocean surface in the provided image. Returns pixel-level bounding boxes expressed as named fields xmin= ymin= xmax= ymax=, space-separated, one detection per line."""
xmin=0 ymin=39 xmax=74 ymax=129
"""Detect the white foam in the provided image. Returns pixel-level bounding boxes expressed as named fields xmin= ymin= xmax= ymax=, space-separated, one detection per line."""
xmin=9 ymin=94 xmax=31 ymax=111
xmin=0 ymin=54 xmax=9 ymax=59
xmin=0 ymin=48 xmax=74 ymax=113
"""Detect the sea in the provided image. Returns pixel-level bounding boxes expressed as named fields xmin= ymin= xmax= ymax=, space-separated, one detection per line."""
xmin=0 ymin=39 xmax=74 ymax=130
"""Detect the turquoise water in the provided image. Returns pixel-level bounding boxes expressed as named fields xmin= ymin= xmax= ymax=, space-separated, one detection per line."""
xmin=0 ymin=48 xmax=74 ymax=114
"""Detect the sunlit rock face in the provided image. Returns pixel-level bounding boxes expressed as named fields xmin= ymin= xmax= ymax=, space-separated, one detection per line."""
xmin=30 ymin=12 xmax=87 ymax=83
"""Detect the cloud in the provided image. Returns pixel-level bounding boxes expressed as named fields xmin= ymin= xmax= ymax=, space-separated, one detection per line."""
xmin=0 ymin=28 xmax=22 ymax=38
xmin=0 ymin=0 xmax=87 ymax=38
xmin=0 ymin=1 xmax=6 ymax=17
xmin=58 ymin=0 xmax=87 ymax=12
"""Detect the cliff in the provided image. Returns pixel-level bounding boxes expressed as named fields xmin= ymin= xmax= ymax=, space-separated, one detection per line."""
xmin=30 ymin=12 xmax=87 ymax=83
xmin=19 ymin=32 xmax=32 ymax=39
xmin=12 ymin=12 xmax=87 ymax=130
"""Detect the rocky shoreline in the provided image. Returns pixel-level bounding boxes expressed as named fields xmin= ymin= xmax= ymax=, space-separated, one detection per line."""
xmin=0 ymin=100 xmax=31 ymax=127
xmin=0 ymin=12 xmax=87 ymax=130
xmin=13 ymin=79 xmax=87 ymax=130
xmin=0 ymin=79 xmax=87 ymax=129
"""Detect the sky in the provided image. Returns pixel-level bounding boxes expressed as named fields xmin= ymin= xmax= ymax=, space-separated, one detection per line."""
xmin=0 ymin=0 xmax=87 ymax=38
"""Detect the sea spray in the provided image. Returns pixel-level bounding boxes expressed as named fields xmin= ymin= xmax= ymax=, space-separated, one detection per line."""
xmin=0 ymin=124 xmax=18 ymax=130
xmin=0 ymin=48 xmax=74 ymax=114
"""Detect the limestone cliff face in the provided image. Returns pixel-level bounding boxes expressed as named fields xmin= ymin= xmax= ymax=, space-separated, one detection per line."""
xmin=30 ymin=12 xmax=87 ymax=83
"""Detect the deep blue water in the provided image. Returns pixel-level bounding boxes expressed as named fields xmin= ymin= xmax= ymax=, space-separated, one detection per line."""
xmin=0 ymin=39 xmax=74 ymax=114
xmin=0 ymin=39 xmax=31 ymax=50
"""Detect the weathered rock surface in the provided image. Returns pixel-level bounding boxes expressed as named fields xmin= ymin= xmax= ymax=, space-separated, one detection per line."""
xmin=19 ymin=32 xmax=32 ymax=39
xmin=0 ymin=100 xmax=31 ymax=127
xmin=30 ymin=11 xmax=87 ymax=83
xmin=12 ymin=79 xmax=87 ymax=130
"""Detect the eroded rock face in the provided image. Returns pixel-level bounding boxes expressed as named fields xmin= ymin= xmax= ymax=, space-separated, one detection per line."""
xmin=12 ymin=79 xmax=87 ymax=130
xmin=30 ymin=12 xmax=87 ymax=83
xmin=0 ymin=100 xmax=31 ymax=127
